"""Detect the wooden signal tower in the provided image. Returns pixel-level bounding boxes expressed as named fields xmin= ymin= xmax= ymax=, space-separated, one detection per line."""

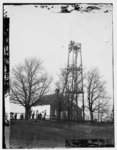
xmin=65 ymin=41 xmax=85 ymax=120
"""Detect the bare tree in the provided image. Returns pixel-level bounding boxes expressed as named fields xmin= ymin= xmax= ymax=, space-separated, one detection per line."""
xmin=86 ymin=68 xmax=110 ymax=122
xmin=10 ymin=58 xmax=52 ymax=119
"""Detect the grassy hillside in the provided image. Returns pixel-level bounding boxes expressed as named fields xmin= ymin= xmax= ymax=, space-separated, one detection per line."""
xmin=9 ymin=120 xmax=114 ymax=148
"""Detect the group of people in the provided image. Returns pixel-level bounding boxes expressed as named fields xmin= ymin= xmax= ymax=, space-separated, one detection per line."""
xmin=10 ymin=112 xmax=18 ymax=120
xmin=10 ymin=112 xmax=24 ymax=120
xmin=10 ymin=111 xmax=47 ymax=120
xmin=31 ymin=111 xmax=46 ymax=120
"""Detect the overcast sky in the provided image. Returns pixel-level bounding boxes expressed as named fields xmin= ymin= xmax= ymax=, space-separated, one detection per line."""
xmin=4 ymin=4 xmax=113 ymax=112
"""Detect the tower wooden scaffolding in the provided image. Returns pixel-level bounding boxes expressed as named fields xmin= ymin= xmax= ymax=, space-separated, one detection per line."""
xmin=64 ymin=41 xmax=85 ymax=120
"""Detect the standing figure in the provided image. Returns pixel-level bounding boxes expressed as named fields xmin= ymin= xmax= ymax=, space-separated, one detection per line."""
xmin=40 ymin=113 xmax=42 ymax=120
xmin=43 ymin=111 xmax=46 ymax=120
xmin=32 ymin=113 xmax=34 ymax=119
xmin=14 ymin=113 xmax=17 ymax=120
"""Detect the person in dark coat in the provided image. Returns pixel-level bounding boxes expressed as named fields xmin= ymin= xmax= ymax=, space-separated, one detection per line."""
xmin=32 ymin=113 xmax=34 ymax=119
xmin=14 ymin=113 xmax=17 ymax=120
xmin=40 ymin=113 xmax=42 ymax=120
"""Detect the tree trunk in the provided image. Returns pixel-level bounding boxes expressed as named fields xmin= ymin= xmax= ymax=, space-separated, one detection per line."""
xmin=57 ymin=109 xmax=61 ymax=121
xmin=90 ymin=111 xmax=94 ymax=122
xmin=67 ymin=108 xmax=71 ymax=121
xmin=25 ymin=107 xmax=30 ymax=120
xmin=68 ymin=112 xmax=70 ymax=121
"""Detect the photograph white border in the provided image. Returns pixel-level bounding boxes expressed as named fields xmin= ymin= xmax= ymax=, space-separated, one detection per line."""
xmin=0 ymin=0 xmax=117 ymax=149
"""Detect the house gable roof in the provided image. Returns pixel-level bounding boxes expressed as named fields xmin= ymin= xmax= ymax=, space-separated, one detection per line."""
xmin=34 ymin=94 xmax=57 ymax=106
xmin=34 ymin=94 xmax=82 ymax=112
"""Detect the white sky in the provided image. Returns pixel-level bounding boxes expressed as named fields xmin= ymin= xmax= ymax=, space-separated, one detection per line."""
xmin=4 ymin=4 xmax=113 ymax=113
